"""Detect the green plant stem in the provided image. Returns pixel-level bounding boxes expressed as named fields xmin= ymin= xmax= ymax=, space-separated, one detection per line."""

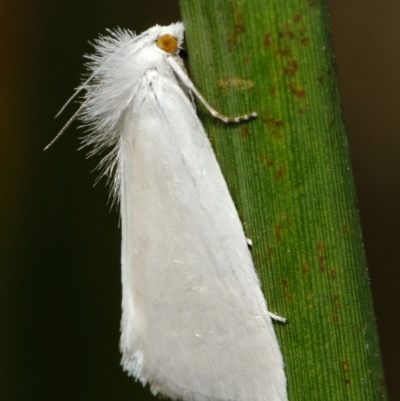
xmin=178 ymin=1 xmax=387 ymax=400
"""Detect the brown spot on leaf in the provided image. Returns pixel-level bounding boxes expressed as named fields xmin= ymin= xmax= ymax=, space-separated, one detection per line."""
xmin=302 ymin=262 xmax=309 ymax=276
xmin=282 ymin=280 xmax=292 ymax=301
xmin=235 ymin=23 xmax=245 ymax=34
xmin=270 ymin=130 xmax=284 ymax=139
xmin=317 ymin=242 xmax=327 ymax=271
xmin=270 ymin=86 xmax=277 ymax=96
xmin=276 ymin=225 xmax=283 ymax=243
xmin=342 ymin=360 xmax=351 ymax=384
xmin=276 ymin=166 xmax=288 ymax=181
xmin=330 ymin=269 xmax=337 ymax=279
xmin=342 ymin=361 xmax=349 ymax=372
xmin=288 ymin=84 xmax=306 ymax=99
xmin=299 ymin=107 xmax=306 ymax=114
xmin=264 ymin=33 xmax=273 ymax=48
xmin=294 ymin=14 xmax=302 ymax=23
xmin=284 ymin=59 xmax=298 ymax=76
xmin=299 ymin=37 xmax=309 ymax=46
xmin=239 ymin=128 xmax=250 ymax=137
xmin=265 ymin=246 xmax=274 ymax=259
xmin=261 ymin=156 xmax=274 ymax=167
xmin=275 ymin=46 xmax=292 ymax=57
xmin=263 ymin=119 xmax=274 ymax=126
xmin=333 ymin=295 xmax=341 ymax=322
xmin=262 ymin=113 xmax=285 ymax=138
xmin=299 ymin=26 xmax=308 ymax=35
xmin=279 ymin=25 xmax=295 ymax=40
xmin=262 ymin=116 xmax=275 ymax=125
xmin=227 ymin=3 xmax=245 ymax=50
xmin=232 ymin=3 xmax=242 ymax=17
xmin=264 ymin=31 xmax=292 ymax=57
xmin=342 ymin=225 xmax=349 ymax=235
xmin=219 ymin=77 xmax=254 ymax=91
xmin=226 ymin=35 xmax=237 ymax=49
xmin=318 ymin=256 xmax=326 ymax=272
xmin=318 ymin=75 xmax=324 ymax=86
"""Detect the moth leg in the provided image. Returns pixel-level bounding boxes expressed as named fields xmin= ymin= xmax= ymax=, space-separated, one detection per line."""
xmin=269 ymin=311 xmax=286 ymax=323
xmin=167 ymin=55 xmax=257 ymax=123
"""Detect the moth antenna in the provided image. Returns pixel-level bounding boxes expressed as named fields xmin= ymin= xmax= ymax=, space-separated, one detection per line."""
xmin=55 ymin=30 xmax=146 ymax=118
xmin=54 ymin=73 xmax=97 ymax=118
xmin=44 ymin=98 xmax=89 ymax=151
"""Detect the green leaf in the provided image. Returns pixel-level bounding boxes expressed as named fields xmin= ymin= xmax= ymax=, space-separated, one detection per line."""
xmin=179 ymin=1 xmax=387 ymax=400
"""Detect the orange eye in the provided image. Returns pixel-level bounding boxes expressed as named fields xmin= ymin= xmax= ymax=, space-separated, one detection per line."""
xmin=156 ymin=34 xmax=178 ymax=54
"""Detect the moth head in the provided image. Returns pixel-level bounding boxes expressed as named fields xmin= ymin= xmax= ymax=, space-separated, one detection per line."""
xmin=156 ymin=34 xmax=179 ymax=54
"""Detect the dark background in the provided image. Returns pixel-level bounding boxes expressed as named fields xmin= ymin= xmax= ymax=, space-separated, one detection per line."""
xmin=1 ymin=1 xmax=398 ymax=400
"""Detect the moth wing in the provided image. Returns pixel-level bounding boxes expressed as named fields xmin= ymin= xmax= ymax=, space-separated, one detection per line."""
xmin=119 ymin=69 xmax=287 ymax=401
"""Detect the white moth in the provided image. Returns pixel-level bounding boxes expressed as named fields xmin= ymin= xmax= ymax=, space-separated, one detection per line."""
xmin=51 ymin=22 xmax=287 ymax=401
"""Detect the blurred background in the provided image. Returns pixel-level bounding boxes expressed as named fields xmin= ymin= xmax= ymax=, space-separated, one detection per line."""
xmin=1 ymin=0 xmax=398 ymax=400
